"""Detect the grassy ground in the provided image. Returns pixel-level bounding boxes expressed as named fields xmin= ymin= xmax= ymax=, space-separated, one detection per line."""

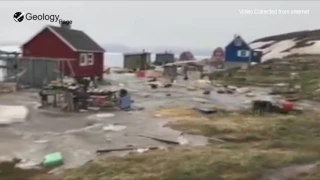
xmin=0 ymin=160 xmax=61 ymax=180
xmin=213 ymin=57 xmax=320 ymax=101
xmin=61 ymin=107 xmax=320 ymax=180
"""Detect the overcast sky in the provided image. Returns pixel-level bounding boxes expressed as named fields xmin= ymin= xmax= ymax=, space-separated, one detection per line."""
xmin=0 ymin=1 xmax=319 ymax=49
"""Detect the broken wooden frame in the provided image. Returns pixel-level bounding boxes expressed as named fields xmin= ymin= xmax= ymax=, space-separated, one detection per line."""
xmin=0 ymin=50 xmax=76 ymax=88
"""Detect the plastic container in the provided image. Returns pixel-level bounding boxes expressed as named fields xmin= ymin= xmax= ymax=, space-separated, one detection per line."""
xmin=42 ymin=152 xmax=64 ymax=168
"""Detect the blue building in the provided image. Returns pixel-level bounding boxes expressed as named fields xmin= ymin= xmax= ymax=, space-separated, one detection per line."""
xmin=225 ymin=35 xmax=262 ymax=63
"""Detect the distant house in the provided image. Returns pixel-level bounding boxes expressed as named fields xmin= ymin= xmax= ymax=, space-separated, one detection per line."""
xmin=21 ymin=24 xmax=105 ymax=78
xmin=123 ymin=52 xmax=151 ymax=70
xmin=154 ymin=52 xmax=175 ymax=66
xmin=179 ymin=51 xmax=195 ymax=61
xmin=225 ymin=35 xmax=262 ymax=64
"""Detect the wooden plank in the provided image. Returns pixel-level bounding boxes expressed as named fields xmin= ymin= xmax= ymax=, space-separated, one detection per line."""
xmin=138 ymin=135 xmax=180 ymax=145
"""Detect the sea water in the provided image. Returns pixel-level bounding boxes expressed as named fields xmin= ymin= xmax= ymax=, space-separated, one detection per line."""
xmin=0 ymin=50 xmax=209 ymax=81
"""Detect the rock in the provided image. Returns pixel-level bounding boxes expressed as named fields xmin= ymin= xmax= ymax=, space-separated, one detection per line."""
xmin=217 ymin=88 xmax=226 ymax=94
xmin=150 ymin=84 xmax=158 ymax=89
xmin=164 ymin=84 xmax=172 ymax=88
xmin=226 ymin=89 xmax=234 ymax=94
xmin=203 ymin=90 xmax=211 ymax=95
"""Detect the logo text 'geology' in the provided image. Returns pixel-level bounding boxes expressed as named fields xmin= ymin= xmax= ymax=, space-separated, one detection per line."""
xmin=13 ymin=12 xmax=72 ymax=23
xmin=26 ymin=13 xmax=60 ymax=22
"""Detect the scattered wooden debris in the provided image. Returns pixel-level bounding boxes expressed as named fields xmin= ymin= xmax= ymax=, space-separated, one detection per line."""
xmin=194 ymin=107 xmax=217 ymax=114
xmin=96 ymin=146 xmax=160 ymax=154
xmin=96 ymin=147 xmax=137 ymax=153
xmin=138 ymin=135 xmax=180 ymax=145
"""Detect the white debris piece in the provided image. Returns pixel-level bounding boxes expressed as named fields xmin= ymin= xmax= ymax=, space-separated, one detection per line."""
xmin=33 ymin=140 xmax=48 ymax=144
xmin=187 ymin=86 xmax=197 ymax=91
xmin=227 ymin=85 xmax=238 ymax=91
xmin=177 ymin=133 xmax=190 ymax=145
xmin=0 ymin=105 xmax=28 ymax=125
xmin=103 ymin=124 xmax=127 ymax=132
xmin=87 ymin=113 xmax=115 ymax=120
xmin=16 ymin=160 xmax=40 ymax=169
xmin=64 ymin=123 xmax=103 ymax=134
xmin=192 ymin=98 xmax=210 ymax=103
xmin=136 ymin=148 xmax=150 ymax=154
xmin=246 ymin=93 xmax=256 ymax=97
xmin=236 ymin=87 xmax=251 ymax=94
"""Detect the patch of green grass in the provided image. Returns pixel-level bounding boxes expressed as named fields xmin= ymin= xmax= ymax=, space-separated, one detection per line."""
xmin=63 ymin=147 xmax=320 ymax=180
xmin=159 ymin=108 xmax=320 ymax=151
xmin=0 ymin=161 xmax=58 ymax=180
xmin=216 ymin=58 xmax=320 ymax=101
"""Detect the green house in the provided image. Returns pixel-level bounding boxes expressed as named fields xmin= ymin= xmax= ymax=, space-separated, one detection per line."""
xmin=123 ymin=52 xmax=151 ymax=71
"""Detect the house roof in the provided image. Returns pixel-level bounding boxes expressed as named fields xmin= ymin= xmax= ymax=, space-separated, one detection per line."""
xmin=226 ymin=35 xmax=251 ymax=50
xmin=22 ymin=25 xmax=105 ymax=53
xmin=123 ymin=52 xmax=151 ymax=56
xmin=179 ymin=51 xmax=195 ymax=61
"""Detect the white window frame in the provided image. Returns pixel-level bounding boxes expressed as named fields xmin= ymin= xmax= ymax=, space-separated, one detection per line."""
xmin=79 ymin=53 xmax=87 ymax=66
xmin=237 ymin=50 xmax=250 ymax=57
xmin=87 ymin=53 xmax=94 ymax=65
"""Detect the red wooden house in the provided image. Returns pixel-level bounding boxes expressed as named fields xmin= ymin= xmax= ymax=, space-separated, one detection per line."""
xmin=21 ymin=24 xmax=105 ymax=78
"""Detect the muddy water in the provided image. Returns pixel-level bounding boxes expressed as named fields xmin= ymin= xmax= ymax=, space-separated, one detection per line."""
xmin=0 ymin=76 xmax=208 ymax=169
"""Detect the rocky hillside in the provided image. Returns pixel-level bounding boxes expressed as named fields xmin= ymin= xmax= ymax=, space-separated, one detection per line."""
xmin=250 ymin=29 xmax=320 ymax=61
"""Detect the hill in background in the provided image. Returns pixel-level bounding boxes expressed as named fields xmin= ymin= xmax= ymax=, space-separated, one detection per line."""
xmin=250 ymin=29 xmax=320 ymax=61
